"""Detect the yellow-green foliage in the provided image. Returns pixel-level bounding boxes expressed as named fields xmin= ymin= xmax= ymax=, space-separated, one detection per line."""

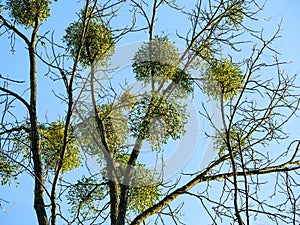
xmin=13 ymin=121 xmax=82 ymax=173
xmin=127 ymin=165 xmax=161 ymax=213
xmin=6 ymin=0 xmax=51 ymax=28
xmin=193 ymin=41 xmax=214 ymax=62
xmin=203 ymin=58 xmax=243 ymax=100
xmin=0 ymin=155 xmax=18 ymax=185
xmin=226 ymin=1 xmax=244 ymax=25
xmin=214 ymin=127 xmax=246 ymax=157
xmin=96 ymin=104 xmax=128 ymax=152
xmin=133 ymin=36 xmax=180 ymax=80
xmin=119 ymin=91 xmax=138 ymax=110
xmin=67 ymin=176 xmax=106 ymax=218
xmin=63 ymin=9 xmax=114 ymax=66
xmin=109 ymin=153 xmax=161 ymax=213
xmin=129 ymin=94 xmax=188 ymax=151
xmin=132 ymin=36 xmax=193 ymax=97
xmin=74 ymin=103 xmax=128 ymax=155
xmin=40 ymin=121 xmax=82 ymax=173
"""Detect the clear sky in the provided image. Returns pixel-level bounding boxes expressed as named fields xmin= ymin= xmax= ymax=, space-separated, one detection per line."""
xmin=1 ymin=0 xmax=300 ymax=224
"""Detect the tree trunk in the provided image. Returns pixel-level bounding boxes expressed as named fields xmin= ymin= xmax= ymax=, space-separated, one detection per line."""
xmin=29 ymin=21 xmax=49 ymax=225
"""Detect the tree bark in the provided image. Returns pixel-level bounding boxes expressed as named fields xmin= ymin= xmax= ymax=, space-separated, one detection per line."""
xmin=29 ymin=18 xmax=49 ymax=225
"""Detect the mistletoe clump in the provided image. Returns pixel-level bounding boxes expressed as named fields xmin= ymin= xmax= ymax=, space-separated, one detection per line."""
xmin=226 ymin=1 xmax=244 ymax=25
xmin=132 ymin=36 xmax=193 ymax=97
xmin=214 ymin=127 xmax=246 ymax=157
xmin=203 ymin=58 xmax=244 ymax=100
xmin=40 ymin=121 xmax=82 ymax=173
xmin=7 ymin=0 xmax=51 ymax=28
xmin=63 ymin=9 xmax=114 ymax=67
xmin=129 ymin=94 xmax=188 ymax=151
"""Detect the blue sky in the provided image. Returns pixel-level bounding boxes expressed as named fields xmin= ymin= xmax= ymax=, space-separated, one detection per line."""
xmin=1 ymin=0 xmax=300 ymax=224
